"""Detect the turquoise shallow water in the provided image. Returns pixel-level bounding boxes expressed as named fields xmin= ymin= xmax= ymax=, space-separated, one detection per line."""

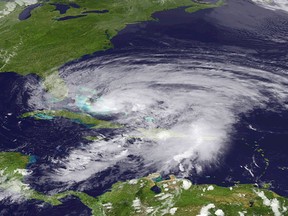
xmin=29 ymin=155 xmax=37 ymax=164
xmin=34 ymin=113 xmax=54 ymax=120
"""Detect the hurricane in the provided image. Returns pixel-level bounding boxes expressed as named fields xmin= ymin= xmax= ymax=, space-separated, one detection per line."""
xmin=28 ymin=46 xmax=288 ymax=183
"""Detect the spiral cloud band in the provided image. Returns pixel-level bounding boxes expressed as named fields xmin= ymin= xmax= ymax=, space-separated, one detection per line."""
xmin=37 ymin=48 xmax=288 ymax=183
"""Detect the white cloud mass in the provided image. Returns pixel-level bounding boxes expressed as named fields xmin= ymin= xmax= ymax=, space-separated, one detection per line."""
xmin=252 ymin=0 xmax=288 ymax=13
xmin=32 ymin=49 xmax=288 ymax=183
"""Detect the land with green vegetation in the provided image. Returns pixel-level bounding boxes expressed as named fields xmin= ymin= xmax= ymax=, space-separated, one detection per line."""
xmin=0 ymin=2 xmax=6 ymax=11
xmin=0 ymin=0 xmax=223 ymax=77
xmin=21 ymin=109 xmax=121 ymax=128
xmin=0 ymin=152 xmax=100 ymax=210
xmin=0 ymin=152 xmax=29 ymax=178
xmin=94 ymin=174 xmax=288 ymax=215
xmin=0 ymin=152 xmax=65 ymax=205
xmin=1 ymin=151 xmax=287 ymax=215
xmin=84 ymin=136 xmax=102 ymax=141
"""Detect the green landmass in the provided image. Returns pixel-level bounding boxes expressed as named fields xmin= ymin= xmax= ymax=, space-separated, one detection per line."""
xmin=84 ymin=136 xmax=102 ymax=141
xmin=185 ymin=0 xmax=224 ymax=13
xmin=0 ymin=152 xmax=29 ymax=178
xmin=0 ymin=152 xmax=63 ymax=205
xmin=0 ymin=0 xmax=223 ymax=77
xmin=0 ymin=152 xmax=104 ymax=214
xmin=42 ymin=71 xmax=69 ymax=99
xmin=0 ymin=2 xmax=6 ymax=11
xmin=96 ymin=174 xmax=288 ymax=215
xmin=20 ymin=109 xmax=121 ymax=128
xmin=1 ymin=151 xmax=287 ymax=215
